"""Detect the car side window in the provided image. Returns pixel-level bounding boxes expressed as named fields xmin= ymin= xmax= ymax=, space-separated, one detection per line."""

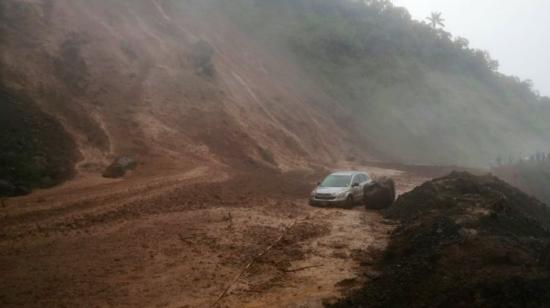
xmin=363 ymin=173 xmax=371 ymax=182
xmin=352 ymin=175 xmax=361 ymax=185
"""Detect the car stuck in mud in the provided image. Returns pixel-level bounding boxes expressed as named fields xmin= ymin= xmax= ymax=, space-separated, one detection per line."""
xmin=309 ymin=171 xmax=374 ymax=208
xmin=310 ymin=171 xmax=397 ymax=209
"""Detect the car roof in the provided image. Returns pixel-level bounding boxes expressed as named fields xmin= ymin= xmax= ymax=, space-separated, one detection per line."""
xmin=330 ymin=171 xmax=366 ymax=176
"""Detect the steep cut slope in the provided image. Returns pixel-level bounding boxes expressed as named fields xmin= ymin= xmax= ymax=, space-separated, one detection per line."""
xmin=3 ymin=0 xmax=549 ymax=193
xmin=0 ymin=0 xmax=371 ymax=190
xmin=208 ymin=0 xmax=550 ymax=167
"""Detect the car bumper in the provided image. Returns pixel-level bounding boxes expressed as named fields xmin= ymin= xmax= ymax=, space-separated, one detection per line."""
xmin=309 ymin=198 xmax=347 ymax=207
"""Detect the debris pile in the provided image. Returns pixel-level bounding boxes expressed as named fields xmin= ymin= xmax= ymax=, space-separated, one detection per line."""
xmin=332 ymin=172 xmax=550 ymax=308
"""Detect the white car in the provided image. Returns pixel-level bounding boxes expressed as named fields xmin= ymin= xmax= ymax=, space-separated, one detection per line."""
xmin=309 ymin=171 xmax=374 ymax=208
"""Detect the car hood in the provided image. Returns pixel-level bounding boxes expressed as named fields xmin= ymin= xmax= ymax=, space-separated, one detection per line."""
xmin=314 ymin=187 xmax=349 ymax=195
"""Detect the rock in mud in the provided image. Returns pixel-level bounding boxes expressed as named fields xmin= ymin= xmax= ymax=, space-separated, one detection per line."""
xmin=0 ymin=180 xmax=16 ymax=197
xmin=364 ymin=177 xmax=396 ymax=210
xmin=102 ymin=156 xmax=137 ymax=178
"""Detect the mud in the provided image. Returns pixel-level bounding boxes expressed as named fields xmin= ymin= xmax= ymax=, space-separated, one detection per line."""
xmin=0 ymin=164 xmax=427 ymax=307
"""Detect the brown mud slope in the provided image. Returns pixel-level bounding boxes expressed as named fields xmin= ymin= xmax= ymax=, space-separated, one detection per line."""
xmin=0 ymin=0 xmax=373 ymax=181
xmin=332 ymin=172 xmax=550 ymax=308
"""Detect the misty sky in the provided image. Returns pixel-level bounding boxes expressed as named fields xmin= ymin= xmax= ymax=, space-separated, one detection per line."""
xmin=393 ymin=0 xmax=550 ymax=97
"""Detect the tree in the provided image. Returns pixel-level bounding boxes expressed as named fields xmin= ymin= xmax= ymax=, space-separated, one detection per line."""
xmin=454 ymin=36 xmax=469 ymax=49
xmin=540 ymin=96 xmax=550 ymax=105
xmin=427 ymin=12 xmax=445 ymax=29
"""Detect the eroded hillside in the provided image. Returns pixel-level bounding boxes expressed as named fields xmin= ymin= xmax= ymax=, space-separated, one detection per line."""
xmin=3 ymin=0 xmax=549 ymax=193
xmin=205 ymin=0 xmax=550 ymax=166
xmin=0 ymin=0 xmax=372 ymax=191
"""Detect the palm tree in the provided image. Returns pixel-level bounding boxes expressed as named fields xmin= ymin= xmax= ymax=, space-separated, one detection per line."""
xmin=427 ymin=12 xmax=445 ymax=29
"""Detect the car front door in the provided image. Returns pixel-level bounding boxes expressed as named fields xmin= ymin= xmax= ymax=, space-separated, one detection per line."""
xmin=351 ymin=175 xmax=362 ymax=200
xmin=358 ymin=174 xmax=369 ymax=200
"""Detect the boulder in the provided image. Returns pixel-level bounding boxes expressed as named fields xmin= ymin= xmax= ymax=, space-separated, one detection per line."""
xmin=0 ymin=179 xmax=16 ymax=197
xmin=102 ymin=156 xmax=137 ymax=179
xmin=15 ymin=185 xmax=31 ymax=196
xmin=364 ymin=177 xmax=396 ymax=210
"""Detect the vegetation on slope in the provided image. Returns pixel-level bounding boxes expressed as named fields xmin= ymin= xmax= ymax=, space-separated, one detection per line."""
xmin=493 ymin=160 xmax=550 ymax=206
xmin=196 ymin=0 xmax=550 ymax=166
xmin=0 ymin=85 xmax=78 ymax=196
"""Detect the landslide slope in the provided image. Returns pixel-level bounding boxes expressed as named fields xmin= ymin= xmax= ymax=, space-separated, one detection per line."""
xmin=0 ymin=0 xmax=370 ymax=190
xmin=208 ymin=0 xmax=550 ymax=167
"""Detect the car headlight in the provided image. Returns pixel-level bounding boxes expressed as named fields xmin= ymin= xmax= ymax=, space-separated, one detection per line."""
xmin=310 ymin=191 xmax=316 ymax=197
xmin=336 ymin=190 xmax=349 ymax=198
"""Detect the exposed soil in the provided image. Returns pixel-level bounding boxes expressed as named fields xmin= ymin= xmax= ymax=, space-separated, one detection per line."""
xmin=0 ymin=0 xmax=374 ymax=181
xmin=0 ymin=164 xmax=427 ymax=307
xmin=332 ymin=172 xmax=550 ymax=308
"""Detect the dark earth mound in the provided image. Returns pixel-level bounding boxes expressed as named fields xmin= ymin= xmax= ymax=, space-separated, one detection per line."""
xmin=0 ymin=85 xmax=78 ymax=197
xmin=331 ymin=172 xmax=550 ymax=308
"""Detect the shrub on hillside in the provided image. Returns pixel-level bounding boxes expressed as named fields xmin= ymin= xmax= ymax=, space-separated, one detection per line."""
xmin=189 ymin=40 xmax=215 ymax=78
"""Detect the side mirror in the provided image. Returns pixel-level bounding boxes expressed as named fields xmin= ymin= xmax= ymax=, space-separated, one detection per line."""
xmin=352 ymin=183 xmax=359 ymax=187
xmin=317 ymin=182 xmax=321 ymax=186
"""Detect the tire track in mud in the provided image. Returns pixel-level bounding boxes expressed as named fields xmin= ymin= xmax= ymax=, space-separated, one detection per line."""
xmin=0 ymin=167 xmax=223 ymax=239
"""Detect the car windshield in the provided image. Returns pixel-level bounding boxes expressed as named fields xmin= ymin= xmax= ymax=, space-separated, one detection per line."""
xmin=320 ymin=175 xmax=351 ymax=188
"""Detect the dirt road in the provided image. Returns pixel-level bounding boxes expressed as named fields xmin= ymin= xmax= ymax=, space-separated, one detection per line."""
xmin=0 ymin=165 xmax=430 ymax=307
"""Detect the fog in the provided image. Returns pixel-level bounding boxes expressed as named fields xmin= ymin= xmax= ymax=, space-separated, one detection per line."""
xmin=393 ymin=0 xmax=550 ymax=97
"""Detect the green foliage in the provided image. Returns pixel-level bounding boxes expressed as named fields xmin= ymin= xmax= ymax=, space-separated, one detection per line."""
xmin=427 ymin=12 xmax=445 ymax=29
xmin=189 ymin=40 xmax=216 ymax=78
xmin=0 ymin=86 xmax=77 ymax=195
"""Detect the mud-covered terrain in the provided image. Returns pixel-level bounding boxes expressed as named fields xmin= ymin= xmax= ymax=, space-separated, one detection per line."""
xmin=2 ymin=1 xmax=549 ymax=307
xmin=0 ymin=164 xmax=429 ymax=307
xmin=333 ymin=172 xmax=550 ymax=308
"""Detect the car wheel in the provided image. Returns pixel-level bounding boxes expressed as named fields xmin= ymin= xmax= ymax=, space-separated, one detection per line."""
xmin=345 ymin=195 xmax=354 ymax=209
xmin=363 ymin=185 xmax=375 ymax=205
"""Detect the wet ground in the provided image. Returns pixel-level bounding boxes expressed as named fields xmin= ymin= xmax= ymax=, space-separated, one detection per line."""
xmin=0 ymin=165 xmax=430 ymax=307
